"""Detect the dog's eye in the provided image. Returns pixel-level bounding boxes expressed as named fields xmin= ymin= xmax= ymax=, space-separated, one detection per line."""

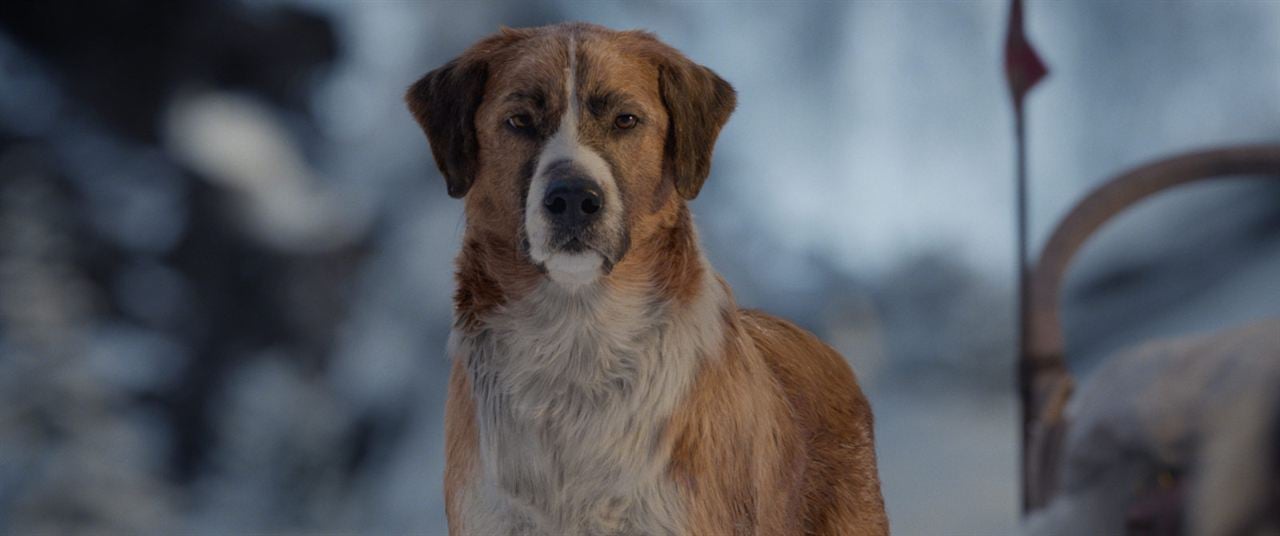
xmin=506 ymin=114 xmax=534 ymax=131
xmin=614 ymin=114 xmax=638 ymax=130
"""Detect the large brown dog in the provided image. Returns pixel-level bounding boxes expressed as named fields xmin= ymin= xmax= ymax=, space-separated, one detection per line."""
xmin=407 ymin=22 xmax=887 ymax=535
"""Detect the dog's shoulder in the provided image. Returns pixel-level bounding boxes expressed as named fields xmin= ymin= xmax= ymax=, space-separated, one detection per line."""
xmin=737 ymin=309 xmax=872 ymax=423
xmin=443 ymin=355 xmax=480 ymax=536
xmin=736 ymin=309 xmax=888 ymax=535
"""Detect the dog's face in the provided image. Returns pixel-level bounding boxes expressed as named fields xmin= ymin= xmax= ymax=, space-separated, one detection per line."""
xmin=407 ymin=23 xmax=735 ymax=288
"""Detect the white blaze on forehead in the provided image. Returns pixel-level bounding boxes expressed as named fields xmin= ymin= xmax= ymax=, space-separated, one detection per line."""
xmin=532 ymin=35 xmax=584 ymax=180
xmin=524 ymin=34 xmax=624 ymax=288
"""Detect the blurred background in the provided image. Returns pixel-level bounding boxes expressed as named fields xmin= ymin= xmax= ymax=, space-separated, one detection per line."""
xmin=1 ymin=1 xmax=1278 ymax=534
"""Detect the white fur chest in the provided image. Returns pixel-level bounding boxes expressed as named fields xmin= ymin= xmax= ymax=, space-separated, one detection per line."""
xmin=449 ymin=277 xmax=727 ymax=535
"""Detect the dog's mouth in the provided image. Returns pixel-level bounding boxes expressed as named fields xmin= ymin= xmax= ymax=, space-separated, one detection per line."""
xmin=552 ymin=233 xmax=615 ymax=273
xmin=559 ymin=235 xmax=589 ymax=253
xmin=523 ymin=229 xmax=628 ymax=276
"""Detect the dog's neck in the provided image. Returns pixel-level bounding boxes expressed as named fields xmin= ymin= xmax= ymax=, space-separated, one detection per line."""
xmin=452 ymin=260 xmax=730 ymax=397
xmin=449 ymin=212 xmax=731 ymax=383
xmin=447 ymin=210 xmax=730 ymax=532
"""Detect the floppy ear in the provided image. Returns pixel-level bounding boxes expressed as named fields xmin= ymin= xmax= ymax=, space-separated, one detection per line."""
xmin=405 ymin=57 xmax=489 ymax=198
xmin=658 ymin=53 xmax=737 ymax=200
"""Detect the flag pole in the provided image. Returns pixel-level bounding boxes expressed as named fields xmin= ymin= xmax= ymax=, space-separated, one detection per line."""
xmin=1004 ymin=0 xmax=1047 ymax=513
xmin=1014 ymin=76 xmax=1033 ymax=515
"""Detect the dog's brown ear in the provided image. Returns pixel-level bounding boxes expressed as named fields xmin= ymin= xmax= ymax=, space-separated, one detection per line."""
xmin=657 ymin=51 xmax=736 ymax=200
xmin=406 ymin=58 xmax=489 ymax=199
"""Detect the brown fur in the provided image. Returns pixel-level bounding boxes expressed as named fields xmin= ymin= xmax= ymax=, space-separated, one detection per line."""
xmin=409 ymin=22 xmax=887 ymax=535
xmin=740 ymin=311 xmax=888 ymax=535
xmin=666 ymin=307 xmax=808 ymax=535
xmin=664 ymin=304 xmax=888 ymax=535
xmin=443 ymin=356 xmax=479 ymax=536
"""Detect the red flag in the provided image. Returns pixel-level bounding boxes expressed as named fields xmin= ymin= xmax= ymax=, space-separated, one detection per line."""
xmin=1005 ymin=0 xmax=1048 ymax=105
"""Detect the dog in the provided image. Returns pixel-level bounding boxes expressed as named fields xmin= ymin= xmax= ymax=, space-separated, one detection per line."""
xmin=406 ymin=22 xmax=887 ymax=535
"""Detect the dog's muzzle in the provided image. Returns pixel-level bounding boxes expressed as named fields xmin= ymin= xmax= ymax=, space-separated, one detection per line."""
xmin=525 ymin=156 xmax=628 ymax=287
xmin=543 ymin=176 xmax=603 ymax=251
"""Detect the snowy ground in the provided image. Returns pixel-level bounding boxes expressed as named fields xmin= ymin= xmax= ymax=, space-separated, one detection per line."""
xmin=870 ymin=379 xmax=1020 ymax=535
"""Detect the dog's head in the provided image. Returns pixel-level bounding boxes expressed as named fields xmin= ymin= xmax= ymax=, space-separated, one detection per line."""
xmin=407 ymin=23 xmax=735 ymax=288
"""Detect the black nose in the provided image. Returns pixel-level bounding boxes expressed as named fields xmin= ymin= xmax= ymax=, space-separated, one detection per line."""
xmin=543 ymin=177 xmax=603 ymax=229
